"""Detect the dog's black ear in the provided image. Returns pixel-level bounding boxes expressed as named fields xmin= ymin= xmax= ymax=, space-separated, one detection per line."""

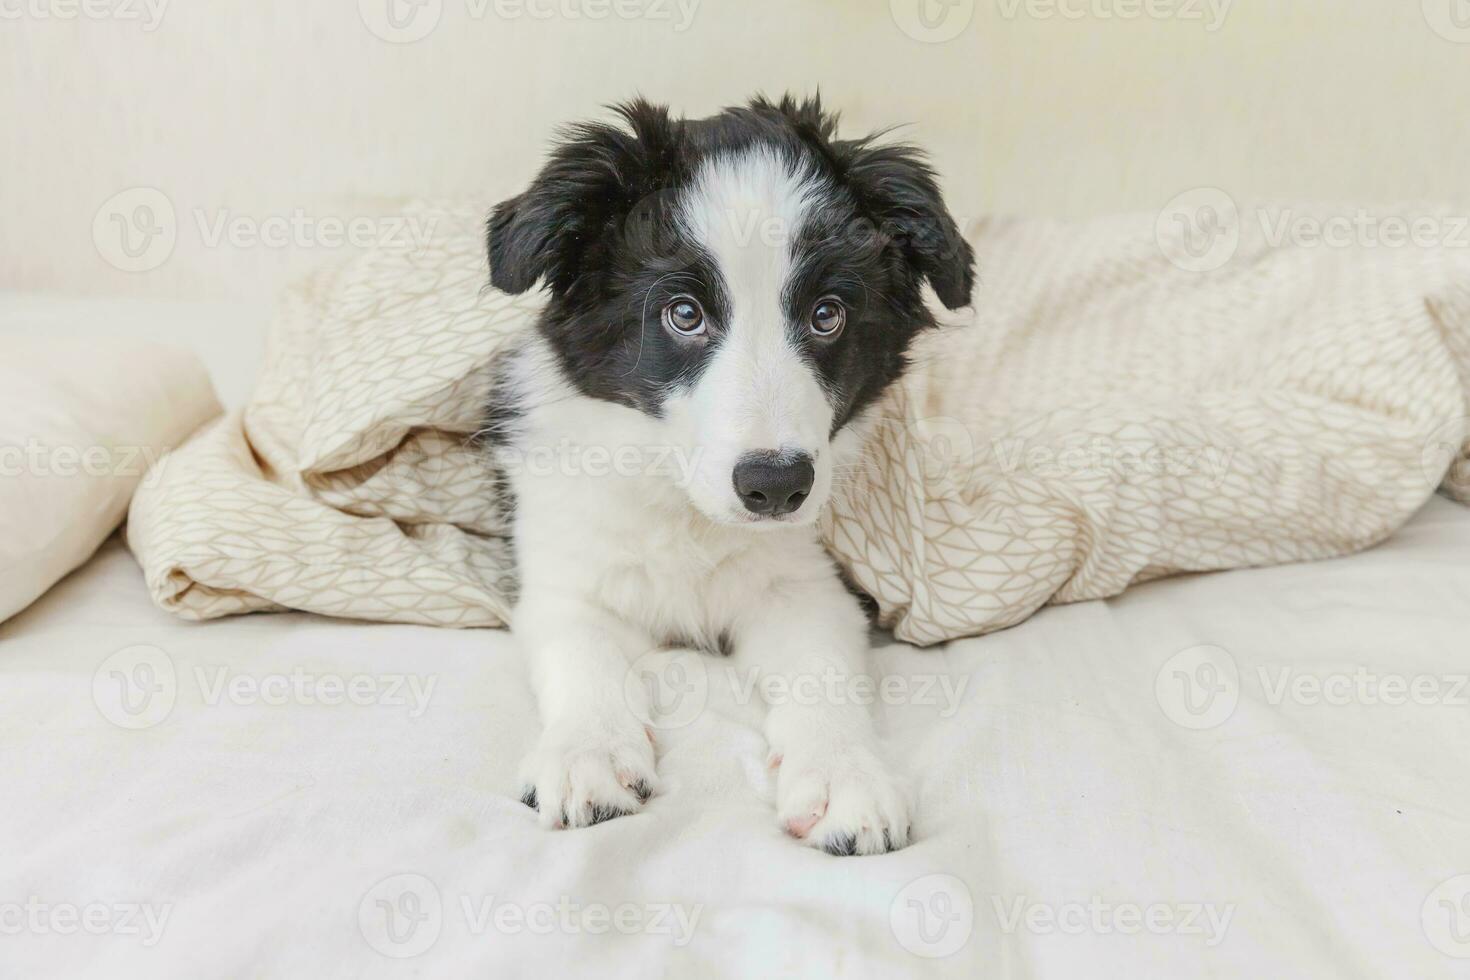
xmin=487 ymin=98 xmax=680 ymax=296
xmin=842 ymin=141 xmax=975 ymax=311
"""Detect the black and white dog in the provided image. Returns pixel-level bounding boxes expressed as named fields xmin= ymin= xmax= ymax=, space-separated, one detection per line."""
xmin=484 ymin=95 xmax=973 ymax=855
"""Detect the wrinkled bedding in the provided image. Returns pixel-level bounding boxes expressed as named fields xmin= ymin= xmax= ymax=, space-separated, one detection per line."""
xmin=127 ymin=201 xmax=1470 ymax=643
xmin=4 ymin=498 xmax=1470 ymax=976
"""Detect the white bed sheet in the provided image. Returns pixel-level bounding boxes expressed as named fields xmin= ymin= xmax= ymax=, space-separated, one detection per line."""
xmin=3 ymin=496 xmax=1469 ymax=978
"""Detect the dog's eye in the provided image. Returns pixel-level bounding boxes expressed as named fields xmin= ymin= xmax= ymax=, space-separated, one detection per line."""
xmin=810 ymin=297 xmax=846 ymax=338
xmin=662 ymin=297 xmax=706 ymax=337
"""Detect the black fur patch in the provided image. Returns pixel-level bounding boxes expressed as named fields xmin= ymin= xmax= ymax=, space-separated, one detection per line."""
xmin=485 ymin=94 xmax=974 ymax=428
xmin=474 ymin=346 xmax=523 ymax=556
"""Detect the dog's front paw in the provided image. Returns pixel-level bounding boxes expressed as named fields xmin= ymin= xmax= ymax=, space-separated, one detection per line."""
xmin=518 ymin=720 xmax=657 ymax=830
xmin=774 ymin=742 xmax=911 ymax=855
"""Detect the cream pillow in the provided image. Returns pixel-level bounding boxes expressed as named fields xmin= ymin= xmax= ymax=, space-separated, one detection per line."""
xmin=0 ymin=338 xmax=220 ymax=622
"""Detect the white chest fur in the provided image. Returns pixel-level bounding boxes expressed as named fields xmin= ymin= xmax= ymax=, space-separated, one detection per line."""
xmin=500 ymin=337 xmax=822 ymax=648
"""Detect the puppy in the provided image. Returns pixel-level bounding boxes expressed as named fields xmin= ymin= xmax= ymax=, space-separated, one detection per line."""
xmin=483 ymin=95 xmax=974 ymax=855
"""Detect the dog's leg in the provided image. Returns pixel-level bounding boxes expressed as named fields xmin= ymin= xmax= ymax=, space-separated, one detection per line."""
xmin=733 ymin=576 xmax=911 ymax=855
xmin=515 ymin=591 xmax=658 ymax=829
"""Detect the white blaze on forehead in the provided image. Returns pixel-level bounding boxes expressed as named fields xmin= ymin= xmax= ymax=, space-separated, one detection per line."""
xmin=675 ymin=149 xmax=835 ymax=451
xmin=677 ymin=147 xmax=822 ymax=316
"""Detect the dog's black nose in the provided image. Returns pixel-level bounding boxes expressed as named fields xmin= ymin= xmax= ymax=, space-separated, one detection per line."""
xmin=733 ymin=452 xmax=815 ymax=517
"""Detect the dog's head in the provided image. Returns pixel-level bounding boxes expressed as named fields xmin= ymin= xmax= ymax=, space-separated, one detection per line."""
xmin=488 ymin=94 xmax=974 ymax=528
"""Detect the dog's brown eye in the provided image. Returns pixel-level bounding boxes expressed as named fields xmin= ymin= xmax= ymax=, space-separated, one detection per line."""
xmin=662 ymin=297 xmax=705 ymax=336
xmin=810 ymin=297 xmax=846 ymax=337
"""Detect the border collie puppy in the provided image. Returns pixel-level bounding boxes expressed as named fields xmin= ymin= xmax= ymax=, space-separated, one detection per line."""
xmin=484 ymin=95 xmax=973 ymax=855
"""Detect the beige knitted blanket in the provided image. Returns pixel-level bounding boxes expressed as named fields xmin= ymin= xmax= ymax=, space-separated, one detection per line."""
xmin=127 ymin=201 xmax=1470 ymax=645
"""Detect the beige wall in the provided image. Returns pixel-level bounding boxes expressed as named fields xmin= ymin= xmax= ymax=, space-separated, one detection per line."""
xmin=4 ymin=0 xmax=1468 ymax=301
